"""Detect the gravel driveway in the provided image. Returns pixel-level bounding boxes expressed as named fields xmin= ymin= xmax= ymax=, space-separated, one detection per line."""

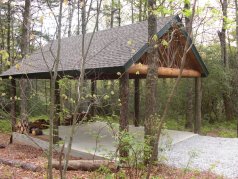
xmin=164 ymin=135 xmax=238 ymax=179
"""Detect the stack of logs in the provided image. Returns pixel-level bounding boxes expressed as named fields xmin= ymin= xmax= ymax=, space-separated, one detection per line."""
xmin=15 ymin=120 xmax=29 ymax=134
xmin=15 ymin=119 xmax=49 ymax=136
xmin=15 ymin=112 xmax=90 ymax=135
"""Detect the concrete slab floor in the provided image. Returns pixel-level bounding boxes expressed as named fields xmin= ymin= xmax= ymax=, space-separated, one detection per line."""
xmin=58 ymin=121 xmax=197 ymax=159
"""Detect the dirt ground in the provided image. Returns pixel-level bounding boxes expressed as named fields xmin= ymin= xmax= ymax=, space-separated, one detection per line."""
xmin=0 ymin=133 xmax=222 ymax=179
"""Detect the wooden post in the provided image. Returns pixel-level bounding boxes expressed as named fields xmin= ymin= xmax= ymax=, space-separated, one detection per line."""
xmin=194 ymin=77 xmax=202 ymax=134
xmin=10 ymin=78 xmax=16 ymax=143
xmin=119 ymin=72 xmax=129 ymax=158
xmin=53 ymin=80 xmax=60 ymax=143
xmin=91 ymin=79 xmax=96 ymax=116
xmin=134 ymin=78 xmax=140 ymax=127
xmin=19 ymin=78 xmax=28 ymax=127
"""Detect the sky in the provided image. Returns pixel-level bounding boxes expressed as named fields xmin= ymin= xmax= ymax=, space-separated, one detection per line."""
xmin=8 ymin=0 xmax=235 ymax=47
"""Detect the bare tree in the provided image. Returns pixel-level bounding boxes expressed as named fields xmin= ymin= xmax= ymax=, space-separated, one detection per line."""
xmin=19 ymin=0 xmax=31 ymax=133
xmin=62 ymin=0 xmax=102 ymax=177
xmin=184 ymin=0 xmax=193 ymax=130
xmin=47 ymin=0 xmax=63 ymax=178
xmin=6 ymin=0 xmax=17 ymax=143
xmin=218 ymin=0 xmax=233 ymax=121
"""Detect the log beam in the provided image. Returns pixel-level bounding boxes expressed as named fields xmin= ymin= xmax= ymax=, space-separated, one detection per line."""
xmin=128 ymin=64 xmax=201 ymax=77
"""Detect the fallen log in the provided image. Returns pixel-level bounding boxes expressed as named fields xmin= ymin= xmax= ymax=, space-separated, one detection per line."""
xmin=0 ymin=144 xmax=6 ymax=149
xmin=31 ymin=128 xmax=43 ymax=136
xmin=0 ymin=158 xmax=41 ymax=172
xmin=52 ymin=160 xmax=116 ymax=171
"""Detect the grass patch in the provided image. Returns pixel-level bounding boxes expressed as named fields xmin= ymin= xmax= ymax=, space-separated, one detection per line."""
xmin=165 ymin=117 xmax=237 ymax=138
xmin=0 ymin=120 xmax=11 ymax=133
xmin=201 ymin=120 xmax=237 ymax=138
xmin=164 ymin=118 xmax=189 ymax=131
xmin=29 ymin=115 xmax=49 ymax=122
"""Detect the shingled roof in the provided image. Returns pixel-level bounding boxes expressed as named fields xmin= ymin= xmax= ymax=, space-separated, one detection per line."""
xmin=0 ymin=15 xmax=208 ymax=79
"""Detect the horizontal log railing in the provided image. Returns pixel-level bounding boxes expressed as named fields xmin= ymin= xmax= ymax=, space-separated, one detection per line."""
xmin=127 ymin=64 xmax=201 ymax=77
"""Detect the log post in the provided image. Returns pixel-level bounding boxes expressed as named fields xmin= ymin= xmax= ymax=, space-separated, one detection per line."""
xmin=134 ymin=78 xmax=140 ymax=127
xmin=91 ymin=79 xmax=96 ymax=116
xmin=10 ymin=78 xmax=16 ymax=143
xmin=119 ymin=72 xmax=129 ymax=158
xmin=53 ymin=80 xmax=60 ymax=143
xmin=19 ymin=78 xmax=29 ymax=131
xmin=194 ymin=77 xmax=202 ymax=134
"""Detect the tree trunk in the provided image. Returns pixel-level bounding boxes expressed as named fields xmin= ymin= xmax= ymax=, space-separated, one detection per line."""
xmin=62 ymin=1 xmax=103 ymax=177
xmin=131 ymin=0 xmax=134 ymax=23
xmin=7 ymin=0 xmax=16 ymax=143
xmin=119 ymin=72 xmax=129 ymax=158
xmin=184 ymin=0 xmax=194 ymax=130
xmin=45 ymin=80 xmax=48 ymax=113
xmin=91 ymin=79 xmax=96 ymax=116
xmin=134 ymin=78 xmax=140 ymax=127
xmin=194 ymin=77 xmax=202 ymax=134
xmin=67 ymin=0 xmax=75 ymax=37
xmin=53 ymin=80 xmax=60 ymax=144
xmin=48 ymin=1 xmax=63 ymax=178
xmin=77 ymin=0 xmax=80 ymax=35
xmin=144 ymin=0 xmax=158 ymax=164
xmin=218 ymin=0 xmax=233 ymax=121
xmin=185 ymin=83 xmax=193 ymax=130
xmin=235 ymin=0 xmax=238 ymax=137
xmin=10 ymin=79 xmax=16 ymax=143
xmin=118 ymin=0 xmax=121 ymax=26
xmin=110 ymin=0 xmax=114 ymax=28
xmin=235 ymin=0 xmax=238 ymax=63
xmin=19 ymin=78 xmax=28 ymax=126
xmin=139 ymin=0 xmax=142 ymax=22
xmin=132 ymin=1 xmax=140 ymax=127
xmin=20 ymin=0 xmax=31 ymax=131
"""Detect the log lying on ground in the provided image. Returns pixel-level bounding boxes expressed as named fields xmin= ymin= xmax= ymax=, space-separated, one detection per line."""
xmin=0 ymin=158 xmax=42 ymax=172
xmin=52 ymin=160 xmax=116 ymax=171
xmin=0 ymin=144 xmax=6 ymax=148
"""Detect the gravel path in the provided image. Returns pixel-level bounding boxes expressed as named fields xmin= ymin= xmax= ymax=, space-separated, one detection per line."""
xmin=164 ymin=135 xmax=238 ymax=179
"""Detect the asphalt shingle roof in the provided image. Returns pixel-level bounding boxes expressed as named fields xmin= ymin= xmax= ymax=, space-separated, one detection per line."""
xmin=0 ymin=15 xmax=208 ymax=79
